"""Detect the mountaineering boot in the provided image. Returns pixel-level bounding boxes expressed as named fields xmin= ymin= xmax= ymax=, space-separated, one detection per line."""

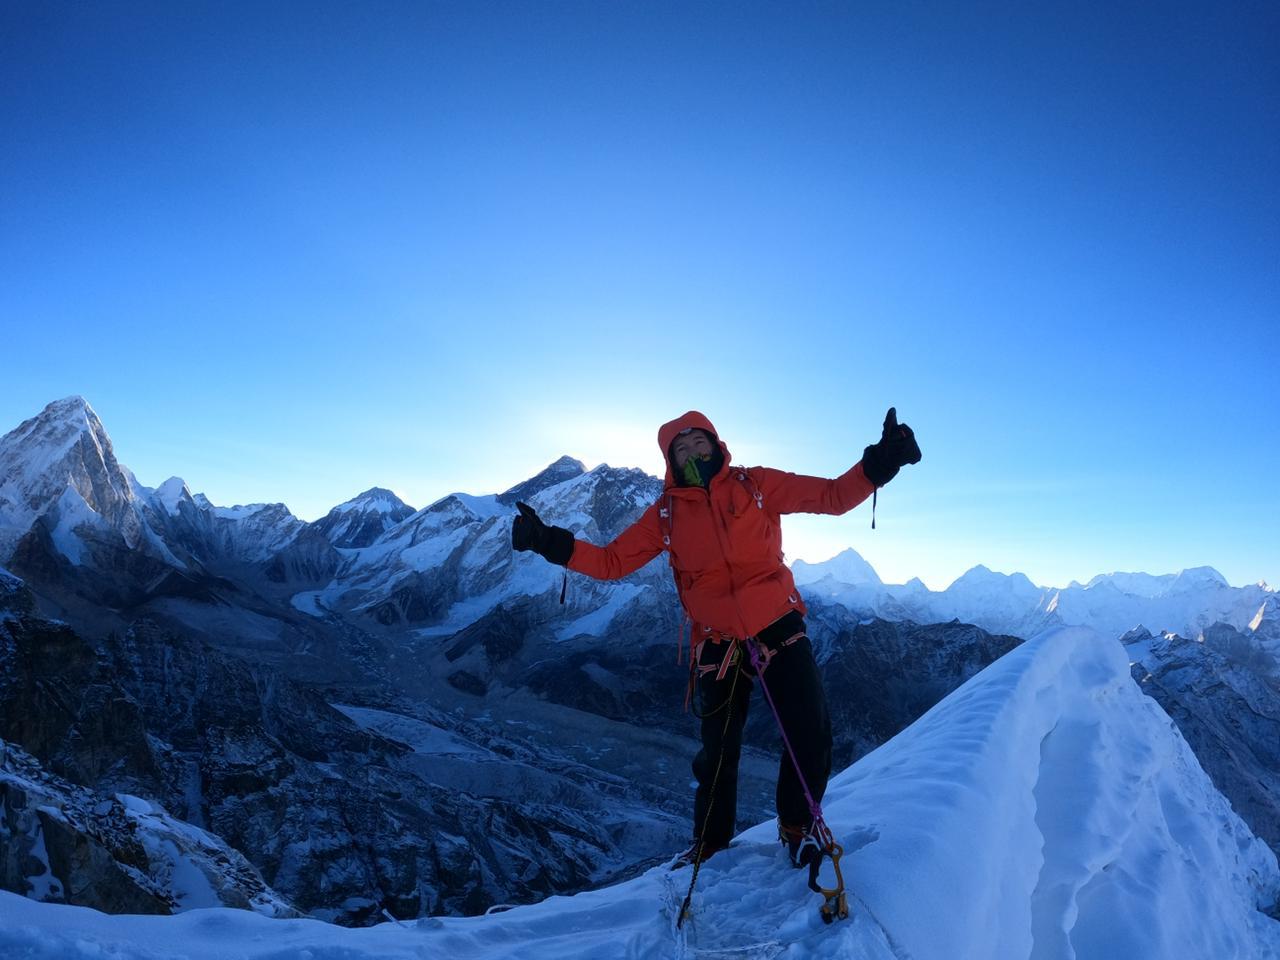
xmin=671 ymin=839 xmax=725 ymax=870
xmin=778 ymin=820 xmax=822 ymax=870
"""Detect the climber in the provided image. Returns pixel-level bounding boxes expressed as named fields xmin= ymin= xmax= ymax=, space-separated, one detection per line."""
xmin=511 ymin=408 xmax=921 ymax=870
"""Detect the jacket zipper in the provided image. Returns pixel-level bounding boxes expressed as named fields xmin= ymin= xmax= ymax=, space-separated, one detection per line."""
xmin=704 ymin=485 xmax=750 ymax=639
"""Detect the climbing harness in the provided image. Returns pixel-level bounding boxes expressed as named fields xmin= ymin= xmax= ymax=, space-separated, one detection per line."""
xmin=688 ymin=639 xmax=741 ymax=720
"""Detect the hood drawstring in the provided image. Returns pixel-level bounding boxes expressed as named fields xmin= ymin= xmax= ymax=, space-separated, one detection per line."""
xmin=560 ymin=571 xmax=567 ymax=604
xmin=871 ymin=488 xmax=877 ymax=529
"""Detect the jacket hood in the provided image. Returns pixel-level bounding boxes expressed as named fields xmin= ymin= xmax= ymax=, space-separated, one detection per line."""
xmin=657 ymin=410 xmax=733 ymax=488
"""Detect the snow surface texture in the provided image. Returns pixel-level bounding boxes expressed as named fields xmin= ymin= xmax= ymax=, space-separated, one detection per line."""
xmin=2 ymin=625 xmax=1276 ymax=959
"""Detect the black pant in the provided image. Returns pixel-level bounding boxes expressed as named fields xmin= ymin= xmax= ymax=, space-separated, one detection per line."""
xmin=691 ymin=612 xmax=833 ymax=849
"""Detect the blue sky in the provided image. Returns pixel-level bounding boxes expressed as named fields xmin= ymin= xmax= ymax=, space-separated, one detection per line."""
xmin=1 ymin=1 xmax=1276 ymax=591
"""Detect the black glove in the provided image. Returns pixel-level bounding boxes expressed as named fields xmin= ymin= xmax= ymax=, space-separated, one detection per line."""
xmin=511 ymin=501 xmax=575 ymax=566
xmin=861 ymin=406 xmax=922 ymax=487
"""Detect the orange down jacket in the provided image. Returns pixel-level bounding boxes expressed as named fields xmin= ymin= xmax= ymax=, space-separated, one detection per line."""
xmin=566 ymin=411 xmax=877 ymax=641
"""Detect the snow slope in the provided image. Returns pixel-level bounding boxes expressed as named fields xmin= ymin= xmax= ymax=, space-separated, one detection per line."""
xmin=2 ymin=625 xmax=1277 ymax=959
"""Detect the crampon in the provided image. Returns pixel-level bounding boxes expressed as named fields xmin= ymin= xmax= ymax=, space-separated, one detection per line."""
xmin=800 ymin=818 xmax=850 ymax=924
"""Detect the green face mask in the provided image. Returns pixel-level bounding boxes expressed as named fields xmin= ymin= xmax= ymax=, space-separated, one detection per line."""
xmin=680 ymin=451 xmax=720 ymax=487
xmin=681 ymin=456 xmax=707 ymax=487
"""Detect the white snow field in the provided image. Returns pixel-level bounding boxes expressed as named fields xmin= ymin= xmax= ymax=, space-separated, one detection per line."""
xmin=2 ymin=625 xmax=1277 ymax=960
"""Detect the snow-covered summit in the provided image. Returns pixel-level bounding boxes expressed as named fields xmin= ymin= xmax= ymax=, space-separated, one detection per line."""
xmin=151 ymin=476 xmax=193 ymax=516
xmin=0 ymin=396 xmax=141 ymax=561
xmin=1168 ymin=565 xmax=1231 ymax=592
xmin=312 ymin=488 xmax=416 ymax=549
xmin=947 ymin=563 xmax=1040 ymax=592
xmin=2 ymin=625 xmax=1276 ymax=958
xmin=330 ymin=488 xmax=412 ymax=515
xmin=792 ymin=547 xmax=881 ymax=588
xmin=0 ymin=399 xmax=131 ymax=547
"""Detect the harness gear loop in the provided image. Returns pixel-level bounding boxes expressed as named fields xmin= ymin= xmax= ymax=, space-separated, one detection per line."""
xmin=687 ymin=639 xmax=740 ymax=718
xmin=677 ymin=653 xmax=744 ymax=929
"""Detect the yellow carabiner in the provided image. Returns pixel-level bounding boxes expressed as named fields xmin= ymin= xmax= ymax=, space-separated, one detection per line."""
xmin=813 ymin=842 xmax=849 ymax=923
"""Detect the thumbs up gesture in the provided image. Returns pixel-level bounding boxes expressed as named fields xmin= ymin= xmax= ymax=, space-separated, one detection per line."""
xmin=862 ymin=406 xmax=922 ymax=487
xmin=511 ymin=501 xmax=576 ymax=566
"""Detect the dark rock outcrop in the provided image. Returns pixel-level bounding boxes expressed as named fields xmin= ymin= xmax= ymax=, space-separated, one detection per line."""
xmin=1129 ymin=625 xmax=1280 ymax=857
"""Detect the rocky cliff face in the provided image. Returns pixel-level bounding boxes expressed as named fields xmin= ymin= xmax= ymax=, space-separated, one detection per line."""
xmin=1127 ymin=623 xmax=1280 ymax=856
xmin=0 ymin=575 xmax=671 ymax=923
xmin=0 ymin=739 xmax=295 ymax=917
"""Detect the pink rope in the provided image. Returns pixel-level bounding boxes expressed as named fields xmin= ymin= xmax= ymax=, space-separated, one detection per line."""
xmin=746 ymin=638 xmax=824 ymax=825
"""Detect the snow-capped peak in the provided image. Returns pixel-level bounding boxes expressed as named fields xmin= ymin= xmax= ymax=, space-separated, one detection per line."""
xmin=28 ymin=395 xmax=95 ymax=427
xmin=953 ymin=563 xmax=998 ymax=584
xmin=314 ymin=487 xmax=416 ymax=549
xmin=1169 ymin=566 xmax=1230 ymax=592
xmin=153 ymin=477 xmax=193 ymax=516
xmin=0 ymin=397 xmax=114 ymax=479
xmin=791 ymin=547 xmax=883 ymax=587
xmin=330 ymin=487 xmax=413 ymax=515
xmin=0 ymin=397 xmax=136 ymax=560
xmin=948 ymin=564 xmax=1040 ymax=593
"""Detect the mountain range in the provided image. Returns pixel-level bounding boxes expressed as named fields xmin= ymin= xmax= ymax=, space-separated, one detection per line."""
xmin=1 ymin=395 xmax=1278 ymax=951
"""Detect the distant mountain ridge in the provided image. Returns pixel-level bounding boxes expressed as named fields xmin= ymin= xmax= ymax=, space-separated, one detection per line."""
xmin=795 ymin=551 xmax=1276 ymax=651
xmin=2 ymin=397 xmax=1269 ymax=652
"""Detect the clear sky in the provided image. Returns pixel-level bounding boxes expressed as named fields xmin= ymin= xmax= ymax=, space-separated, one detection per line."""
xmin=1 ymin=1 xmax=1276 ymax=592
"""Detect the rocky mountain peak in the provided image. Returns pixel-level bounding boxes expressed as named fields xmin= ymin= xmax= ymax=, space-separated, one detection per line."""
xmin=314 ymin=487 xmax=415 ymax=549
xmin=496 ymin=456 xmax=586 ymax=506
xmin=1120 ymin=624 xmax=1154 ymax=643
xmin=0 ymin=397 xmax=136 ymax=561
